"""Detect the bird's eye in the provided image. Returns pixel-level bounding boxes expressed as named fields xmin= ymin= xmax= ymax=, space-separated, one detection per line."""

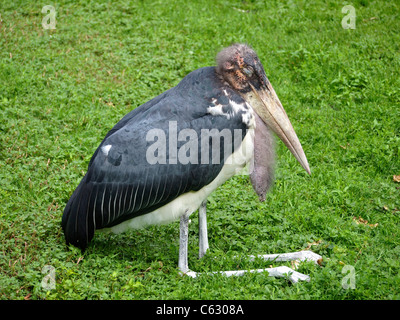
xmin=242 ymin=66 xmax=254 ymax=77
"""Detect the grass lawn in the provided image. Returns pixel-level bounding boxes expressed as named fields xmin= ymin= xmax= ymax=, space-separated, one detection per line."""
xmin=0 ymin=0 xmax=399 ymax=300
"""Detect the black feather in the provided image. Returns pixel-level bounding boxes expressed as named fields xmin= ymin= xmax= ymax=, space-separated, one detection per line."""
xmin=62 ymin=66 xmax=250 ymax=250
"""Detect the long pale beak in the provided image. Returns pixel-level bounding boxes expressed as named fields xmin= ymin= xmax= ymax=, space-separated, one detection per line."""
xmin=242 ymin=82 xmax=311 ymax=175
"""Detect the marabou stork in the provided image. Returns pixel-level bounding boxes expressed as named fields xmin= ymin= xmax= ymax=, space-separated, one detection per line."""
xmin=62 ymin=44 xmax=320 ymax=282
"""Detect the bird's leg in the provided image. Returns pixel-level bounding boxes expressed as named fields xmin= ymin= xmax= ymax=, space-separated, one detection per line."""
xmin=198 ymin=200 xmax=209 ymax=259
xmin=178 ymin=212 xmax=190 ymax=274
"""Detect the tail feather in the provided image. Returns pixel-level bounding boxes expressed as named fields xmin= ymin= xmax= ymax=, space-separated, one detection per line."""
xmin=62 ymin=176 xmax=95 ymax=251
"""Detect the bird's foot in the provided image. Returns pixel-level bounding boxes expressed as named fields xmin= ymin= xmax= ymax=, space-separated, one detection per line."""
xmin=184 ymin=266 xmax=309 ymax=283
xmin=248 ymin=250 xmax=323 ymax=266
xmin=183 ymin=250 xmax=322 ymax=283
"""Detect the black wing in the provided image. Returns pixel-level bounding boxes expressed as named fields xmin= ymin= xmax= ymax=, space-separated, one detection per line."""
xmin=62 ymin=67 xmax=249 ymax=250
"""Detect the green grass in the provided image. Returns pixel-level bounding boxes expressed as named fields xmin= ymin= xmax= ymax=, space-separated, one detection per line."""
xmin=1 ymin=0 xmax=400 ymax=300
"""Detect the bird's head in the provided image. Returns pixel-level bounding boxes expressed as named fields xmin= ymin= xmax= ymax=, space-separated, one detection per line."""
xmin=216 ymin=43 xmax=311 ymax=175
xmin=216 ymin=43 xmax=267 ymax=92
